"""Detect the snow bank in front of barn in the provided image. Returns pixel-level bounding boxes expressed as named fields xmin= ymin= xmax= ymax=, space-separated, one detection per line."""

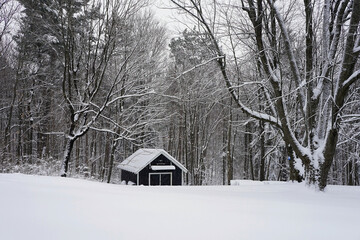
xmin=230 ymin=180 xmax=287 ymax=185
xmin=0 ymin=173 xmax=359 ymax=240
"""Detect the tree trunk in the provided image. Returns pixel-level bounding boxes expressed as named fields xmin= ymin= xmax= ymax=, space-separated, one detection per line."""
xmin=61 ymin=137 xmax=76 ymax=177
xmin=107 ymin=140 xmax=118 ymax=183
xmin=244 ymin=123 xmax=249 ymax=179
xmin=75 ymin=138 xmax=80 ymax=173
xmin=102 ymin=134 xmax=111 ymax=181
xmin=2 ymin=73 xmax=19 ymax=164
xmin=287 ymin=145 xmax=302 ymax=182
xmin=319 ymin=129 xmax=338 ymax=190
xmin=354 ymin=159 xmax=359 ymax=186
xmin=248 ymin=123 xmax=255 ymax=180
xmin=226 ymin=101 xmax=233 ymax=185
xmin=259 ymin=120 xmax=265 ymax=181
xmin=222 ymin=113 xmax=227 ymax=185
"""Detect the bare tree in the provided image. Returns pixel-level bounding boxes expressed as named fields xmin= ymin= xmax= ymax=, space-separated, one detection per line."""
xmin=162 ymin=29 xmax=230 ymax=185
xmin=171 ymin=0 xmax=360 ymax=190
xmin=104 ymin=11 xmax=168 ymax=183
xmin=0 ymin=0 xmax=20 ymax=56
xmin=59 ymin=0 xmax=152 ymax=177
xmin=0 ymin=0 xmax=21 ymax=166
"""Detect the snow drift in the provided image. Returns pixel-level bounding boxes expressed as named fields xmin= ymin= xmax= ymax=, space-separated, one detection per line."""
xmin=0 ymin=174 xmax=359 ymax=240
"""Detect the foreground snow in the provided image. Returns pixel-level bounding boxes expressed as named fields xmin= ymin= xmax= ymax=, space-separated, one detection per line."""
xmin=0 ymin=174 xmax=359 ymax=240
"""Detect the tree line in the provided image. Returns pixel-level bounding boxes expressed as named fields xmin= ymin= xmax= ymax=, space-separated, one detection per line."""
xmin=1 ymin=0 xmax=359 ymax=189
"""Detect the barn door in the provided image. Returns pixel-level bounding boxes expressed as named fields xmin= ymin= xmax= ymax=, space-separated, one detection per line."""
xmin=149 ymin=173 xmax=172 ymax=186
xmin=160 ymin=174 xmax=171 ymax=186
xmin=150 ymin=174 xmax=160 ymax=186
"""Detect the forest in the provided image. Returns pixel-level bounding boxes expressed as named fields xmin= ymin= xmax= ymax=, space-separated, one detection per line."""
xmin=0 ymin=0 xmax=359 ymax=190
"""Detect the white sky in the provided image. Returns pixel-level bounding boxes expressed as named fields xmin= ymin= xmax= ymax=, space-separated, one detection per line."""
xmin=152 ymin=0 xmax=190 ymax=37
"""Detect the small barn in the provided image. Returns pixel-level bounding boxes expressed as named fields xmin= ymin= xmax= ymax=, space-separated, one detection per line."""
xmin=118 ymin=149 xmax=188 ymax=186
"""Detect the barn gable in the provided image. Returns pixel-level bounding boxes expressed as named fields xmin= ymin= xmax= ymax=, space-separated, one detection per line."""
xmin=118 ymin=149 xmax=187 ymax=174
xmin=118 ymin=149 xmax=188 ymax=185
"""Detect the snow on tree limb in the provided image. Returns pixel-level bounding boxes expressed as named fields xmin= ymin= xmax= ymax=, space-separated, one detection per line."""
xmin=173 ymin=56 xmax=225 ymax=80
xmin=268 ymin=0 xmax=306 ymax=111
xmin=342 ymin=69 xmax=360 ymax=89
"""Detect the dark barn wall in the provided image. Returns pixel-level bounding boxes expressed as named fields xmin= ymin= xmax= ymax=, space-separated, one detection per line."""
xmin=138 ymin=154 xmax=183 ymax=185
xmin=121 ymin=170 xmax=137 ymax=184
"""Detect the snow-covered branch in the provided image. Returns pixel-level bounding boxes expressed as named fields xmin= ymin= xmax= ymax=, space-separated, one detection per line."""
xmin=342 ymin=69 xmax=360 ymax=89
xmin=269 ymin=0 xmax=304 ymax=103
xmin=173 ymin=56 xmax=224 ymax=80
xmin=105 ymin=90 xmax=155 ymax=107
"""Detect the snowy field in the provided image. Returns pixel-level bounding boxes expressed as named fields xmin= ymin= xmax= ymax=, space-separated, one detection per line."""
xmin=0 ymin=174 xmax=359 ymax=240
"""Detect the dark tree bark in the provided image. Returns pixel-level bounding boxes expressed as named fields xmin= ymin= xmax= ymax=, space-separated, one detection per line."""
xmin=258 ymin=118 xmax=266 ymax=181
xmin=61 ymin=137 xmax=76 ymax=177
xmin=107 ymin=140 xmax=118 ymax=183
xmin=226 ymin=100 xmax=233 ymax=185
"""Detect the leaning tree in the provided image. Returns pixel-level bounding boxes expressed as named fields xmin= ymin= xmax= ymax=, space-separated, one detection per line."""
xmin=171 ymin=0 xmax=360 ymax=190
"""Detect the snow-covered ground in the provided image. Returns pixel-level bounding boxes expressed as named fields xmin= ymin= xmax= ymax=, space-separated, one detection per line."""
xmin=0 ymin=174 xmax=359 ymax=240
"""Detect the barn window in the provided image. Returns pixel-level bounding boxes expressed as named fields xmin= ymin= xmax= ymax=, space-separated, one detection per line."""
xmin=149 ymin=172 xmax=172 ymax=186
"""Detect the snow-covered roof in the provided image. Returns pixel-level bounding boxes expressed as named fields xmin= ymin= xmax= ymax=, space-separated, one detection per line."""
xmin=118 ymin=148 xmax=188 ymax=174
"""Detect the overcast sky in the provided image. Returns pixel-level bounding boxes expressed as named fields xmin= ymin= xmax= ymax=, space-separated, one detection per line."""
xmin=152 ymin=0 xmax=189 ymax=37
